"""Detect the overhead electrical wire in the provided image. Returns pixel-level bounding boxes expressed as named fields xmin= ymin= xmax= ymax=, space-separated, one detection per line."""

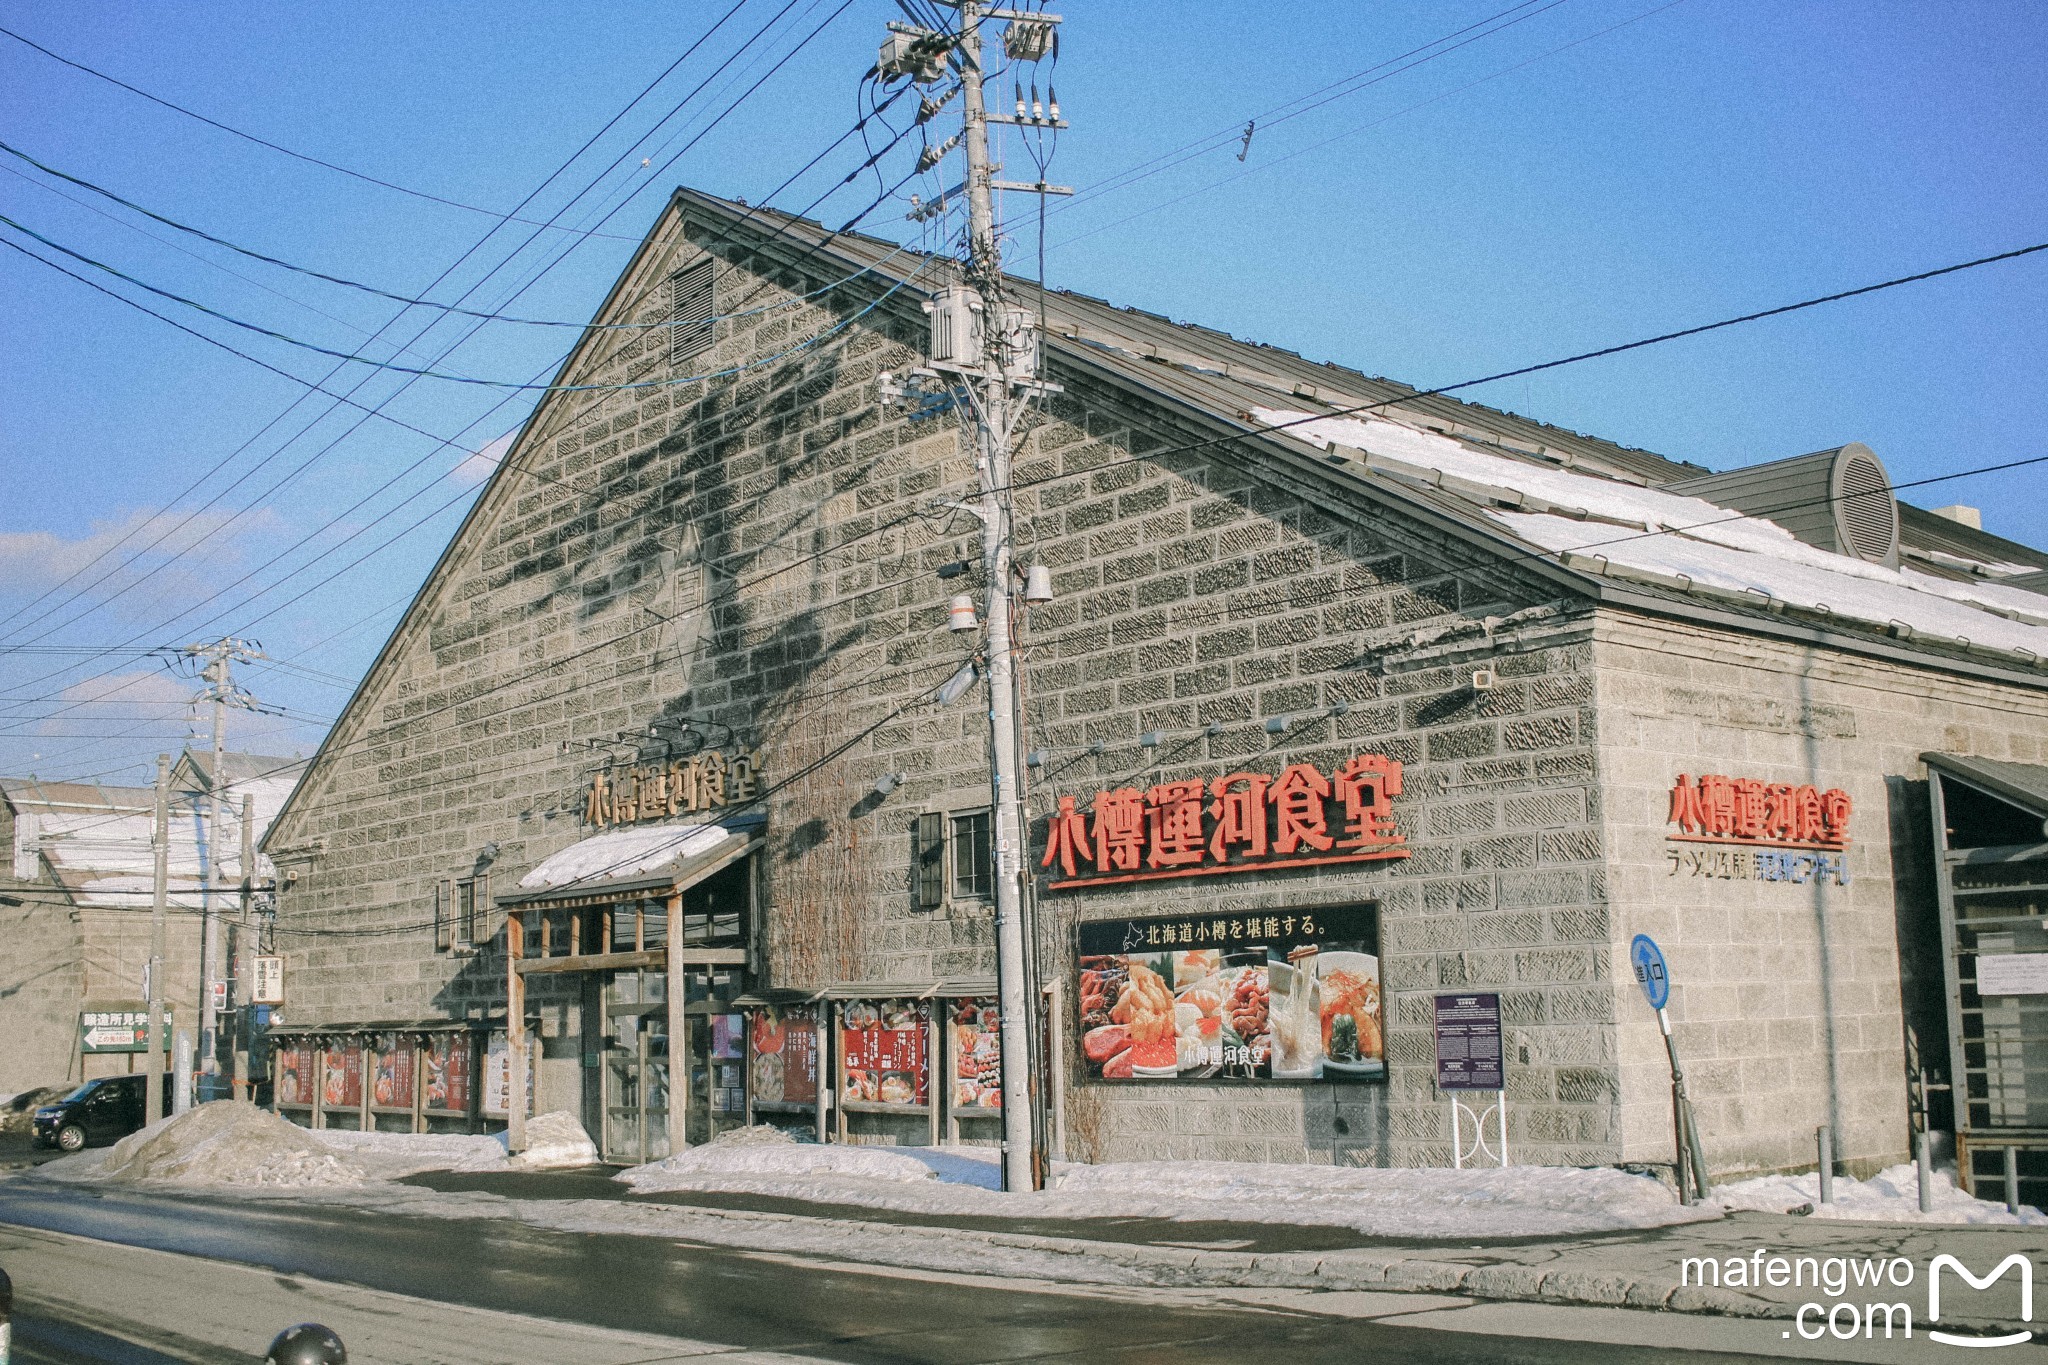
xmin=0 ymin=0 xmax=829 ymax=663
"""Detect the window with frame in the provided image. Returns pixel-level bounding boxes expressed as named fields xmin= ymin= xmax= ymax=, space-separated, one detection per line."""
xmin=950 ymin=809 xmax=993 ymax=901
xmin=437 ymin=875 xmax=490 ymax=952
xmin=667 ymin=258 xmax=715 ymax=368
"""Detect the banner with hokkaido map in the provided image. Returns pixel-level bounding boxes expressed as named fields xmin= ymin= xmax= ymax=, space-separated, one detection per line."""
xmin=1075 ymin=903 xmax=1384 ymax=1084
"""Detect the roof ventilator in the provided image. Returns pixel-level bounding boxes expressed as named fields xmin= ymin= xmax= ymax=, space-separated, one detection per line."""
xmin=1660 ymin=442 xmax=1900 ymax=568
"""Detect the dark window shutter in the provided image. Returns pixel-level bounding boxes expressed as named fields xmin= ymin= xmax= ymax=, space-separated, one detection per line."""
xmin=668 ymin=259 xmax=715 ymax=368
xmin=435 ymin=879 xmax=453 ymax=952
xmin=471 ymin=872 xmax=491 ymax=947
xmin=914 ymin=812 xmax=945 ymax=910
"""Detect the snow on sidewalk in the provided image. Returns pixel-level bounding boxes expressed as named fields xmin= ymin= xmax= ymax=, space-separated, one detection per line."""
xmin=619 ymin=1128 xmax=1711 ymax=1238
xmin=1713 ymin=1162 xmax=2047 ymax=1226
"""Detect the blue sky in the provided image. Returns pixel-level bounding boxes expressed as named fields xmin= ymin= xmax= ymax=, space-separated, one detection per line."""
xmin=1 ymin=0 xmax=2043 ymax=785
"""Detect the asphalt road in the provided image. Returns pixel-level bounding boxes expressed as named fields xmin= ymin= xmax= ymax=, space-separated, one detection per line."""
xmin=0 ymin=1179 xmax=1993 ymax=1364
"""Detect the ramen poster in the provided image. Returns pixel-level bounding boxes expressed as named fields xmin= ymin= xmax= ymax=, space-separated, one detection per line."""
xmin=1076 ymin=903 xmax=1383 ymax=1083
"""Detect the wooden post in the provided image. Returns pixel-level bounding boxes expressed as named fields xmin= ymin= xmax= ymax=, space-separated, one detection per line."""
xmin=813 ymin=1008 xmax=829 ymax=1143
xmin=833 ymin=1002 xmax=849 ymax=1146
xmin=666 ymin=892 xmax=686 ymax=1156
xmin=506 ymin=909 xmax=527 ymax=1153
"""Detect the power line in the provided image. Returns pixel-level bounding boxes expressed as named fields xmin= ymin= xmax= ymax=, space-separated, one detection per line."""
xmin=0 ymin=0 xmax=831 ymax=667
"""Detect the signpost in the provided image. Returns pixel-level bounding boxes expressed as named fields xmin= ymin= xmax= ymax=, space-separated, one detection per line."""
xmin=79 ymin=1009 xmax=173 ymax=1054
xmin=252 ymin=955 xmax=286 ymax=1005
xmin=1631 ymin=934 xmax=1709 ymax=1203
xmin=1434 ymin=992 xmax=1507 ymax=1167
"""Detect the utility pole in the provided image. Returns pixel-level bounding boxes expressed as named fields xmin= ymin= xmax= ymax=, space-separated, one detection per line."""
xmin=146 ymin=753 xmax=170 ymax=1125
xmin=882 ymin=1 xmax=1067 ymax=1192
xmin=234 ymin=792 xmax=254 ymax=1100
xmin=182 ymin=636 xmax=266 ymax=1098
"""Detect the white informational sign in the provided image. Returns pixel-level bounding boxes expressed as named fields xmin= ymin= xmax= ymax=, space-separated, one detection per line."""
xmin=482 ymin=1033 xmax=532 ymax=1117
xmin=253 ymin=955 xmax=286 ymax=1004
xmin=1977 ymin=953 xmax=2048 ymax=997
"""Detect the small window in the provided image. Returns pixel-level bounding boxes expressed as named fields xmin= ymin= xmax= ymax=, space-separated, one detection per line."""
xmin=468 ymin=872 xmax=491 ymax=947
xmin=668 ymin=258 xmax=715 ymax=368
xmin=951 ymin=810 xmax=993 ymax=901
xmin=436 ymin=879 xmax=455 ymax=952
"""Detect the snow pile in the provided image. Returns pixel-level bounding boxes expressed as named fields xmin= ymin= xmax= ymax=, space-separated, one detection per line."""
xmin=506 ymin=1110 xmax=601 ymax=1170
xmin=1255 ymin=407 xmax=2048 ymax=658
xmin=98 ymin=1102 xmax=368 ymax=1188
xmin=312 ymin=1127 xmax=509 ymax=1179
xmin=1048 ymin=1160 xmax=1707 ymax=1237
xmin=621 ymin=1141 xmax=1708 ymax=1237
xmin=1715 ymin=1163 xmax=2047 ymax=1226
xmin=619 ymin=1125 xmax=941 ymax=1193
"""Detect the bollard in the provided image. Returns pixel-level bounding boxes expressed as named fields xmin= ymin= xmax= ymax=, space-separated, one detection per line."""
xmin=2005 ymin=1146 xmax=2021 ymax=1216
xmin=265 ymin=1323 xmax=346 ymax=1364
xmin=1917 ymin=1128 xmax=1934 ymax=1214
xmin=1816 ymin=1125 xmax=1834 ymax=1205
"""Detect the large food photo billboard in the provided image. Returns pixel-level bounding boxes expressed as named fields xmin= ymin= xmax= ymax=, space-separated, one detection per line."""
xmin=1076 ymin=903 xmax=1383 ymax=1083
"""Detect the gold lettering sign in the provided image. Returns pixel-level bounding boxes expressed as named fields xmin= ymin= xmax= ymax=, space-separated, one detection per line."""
xmin=583 ymin=749 xmax=762 ymax=828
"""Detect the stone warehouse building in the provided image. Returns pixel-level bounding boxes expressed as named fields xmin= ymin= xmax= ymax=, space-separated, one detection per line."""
xmin=261 ymin=187 xmax=2048 ymax=1181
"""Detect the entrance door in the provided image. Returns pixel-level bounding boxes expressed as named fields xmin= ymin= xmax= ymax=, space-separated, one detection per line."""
xmin=685 ymin=967 xmax=747 ymax=1148
xmin=600 ymin=970 xmax=670 ymax=1164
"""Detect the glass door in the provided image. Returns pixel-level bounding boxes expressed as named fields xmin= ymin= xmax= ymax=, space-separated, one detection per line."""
xmin=685 ymin=967 xmax=747 ymax=1147
xmin=601 ymin=969 xmax=670 ymax=1164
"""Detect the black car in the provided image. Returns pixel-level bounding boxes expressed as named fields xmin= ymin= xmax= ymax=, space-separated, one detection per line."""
xmin=32 ymin=1074 xmax=169 ymax=1152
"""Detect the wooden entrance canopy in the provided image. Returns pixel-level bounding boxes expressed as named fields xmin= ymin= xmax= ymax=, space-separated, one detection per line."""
xmin=496 ymin=821 xmax=760 ymax=1155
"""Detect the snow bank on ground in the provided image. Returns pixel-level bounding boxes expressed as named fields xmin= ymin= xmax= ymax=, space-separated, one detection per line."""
xmin=621 ymin=1137 xmax=1709 ymax=1237
xmin=621 ymin=1125 xmax=941 ymax=1190
xmin=1715 ymin=1163 xmax=2047 ymax=1226
xmin=312 ymin=1127 xmax=508 ymax=1179
xmin=506 ymin=1111 xmax=601 ymax=1170
xmin=94 ymin=1102 xmax=369 ymax=1187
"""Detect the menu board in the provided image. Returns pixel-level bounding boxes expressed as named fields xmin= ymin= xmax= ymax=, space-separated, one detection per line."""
xmin=275 ymin=1043 xmax=317 ymax=1106
xmin=841 ymin=999 xmax=929 ymax=1107
xmin=950 ymin=998 xmax=1002 ymax=1110
xmin=1076 ymin=903 xmax=1382 ymax=1084
xmin=749 ymin=1005 xmax=818 ymax=1107
xmin=422 ymin=1033 xmax=472 ymax=1113
xmin=371 ymin=1041 xmax=415 ymax=1109
xmin=482 ymin=1033 xmax=533 ymax=1117
xmin=321 ymin=1042 xmax=364 ymax=1110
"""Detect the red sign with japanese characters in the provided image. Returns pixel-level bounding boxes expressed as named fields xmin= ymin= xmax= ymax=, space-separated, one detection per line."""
xmin=1666 ymin=773 xmax=1851 ymax=849
xmin=1041 ymin=754 xmax=1408 ymax=889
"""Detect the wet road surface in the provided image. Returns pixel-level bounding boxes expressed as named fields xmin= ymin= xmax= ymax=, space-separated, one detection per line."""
xmin=0 ymin=1178 xmax=1832 ymax=1363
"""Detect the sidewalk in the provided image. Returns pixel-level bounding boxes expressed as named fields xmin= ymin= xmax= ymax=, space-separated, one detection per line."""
xmin=387 ymin=1170 xmax=2042 ymax=1335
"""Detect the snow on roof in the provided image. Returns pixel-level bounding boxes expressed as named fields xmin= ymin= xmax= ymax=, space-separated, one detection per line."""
xmin=517 ymin=823 xmax=730 ymax=891
xmin=1255 ymin=407 xmax=2048 ymax=664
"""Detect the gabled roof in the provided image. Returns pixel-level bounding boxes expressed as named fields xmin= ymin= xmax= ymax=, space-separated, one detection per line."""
xmin=661 ymin=187 xmax=2048 ymax=684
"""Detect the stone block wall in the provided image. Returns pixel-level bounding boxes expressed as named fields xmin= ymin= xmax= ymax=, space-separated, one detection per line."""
xmin=1593 ymin=612 xmax=2048 ymax=1178
xmin=267 ymin=202 xmax=1623 ymax=1164
xmin=0 ymin=800 xmax=85 ymax=1094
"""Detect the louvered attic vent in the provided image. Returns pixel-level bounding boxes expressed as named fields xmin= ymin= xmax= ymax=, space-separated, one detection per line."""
xmin=667 ymin=258 xmax=715 ymax=368
xmin=1661 ymin=442 xmax=1900 ymax=568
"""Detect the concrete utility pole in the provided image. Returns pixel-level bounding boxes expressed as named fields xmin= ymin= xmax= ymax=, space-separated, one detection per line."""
xmin=234 ymin=792 xmax=254 ymax=1099
xmin=883 ymin=0 xmax=1068 ymax=1192
xmin=182 ymin=636 xmax=266 ymax=1095
xmin=146 ymin=753 xmax=170 ymax=1125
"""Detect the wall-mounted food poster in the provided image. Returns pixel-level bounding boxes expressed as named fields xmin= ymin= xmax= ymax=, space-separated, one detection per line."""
xmin=371 ymin=1038 xmax=415 ymax=1110
xmin=748 ymin=1005 xmax=819 ymax=1107
xmin=1077 ymin=903 xmax=1383 ymax=1082
xmin=275 ymin=1043 xmax=317 ymax=1106
xmin=322 ymin=1041 xmax=364 ymax=1110
xmin=422 ymin=1033 xmax=472 ymax=1113
xmin=950 ymin=998 xmax=1001 ymax=1110
xmin=841 ymin=999 xmax=929 ymax=1107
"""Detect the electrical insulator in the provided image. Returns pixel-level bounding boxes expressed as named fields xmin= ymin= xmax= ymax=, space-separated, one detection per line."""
xmin=1030 ymin=85 xmax=1043 ymax=121
xmin=1015 ymin=82 xmax=1027 ymax=121
xmin=1048 ymin=86 xmax=1061 ymax=122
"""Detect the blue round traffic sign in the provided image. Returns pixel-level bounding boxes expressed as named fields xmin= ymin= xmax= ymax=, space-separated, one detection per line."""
xmin=1630 ymin=934 xmax=1671 ymax=1011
